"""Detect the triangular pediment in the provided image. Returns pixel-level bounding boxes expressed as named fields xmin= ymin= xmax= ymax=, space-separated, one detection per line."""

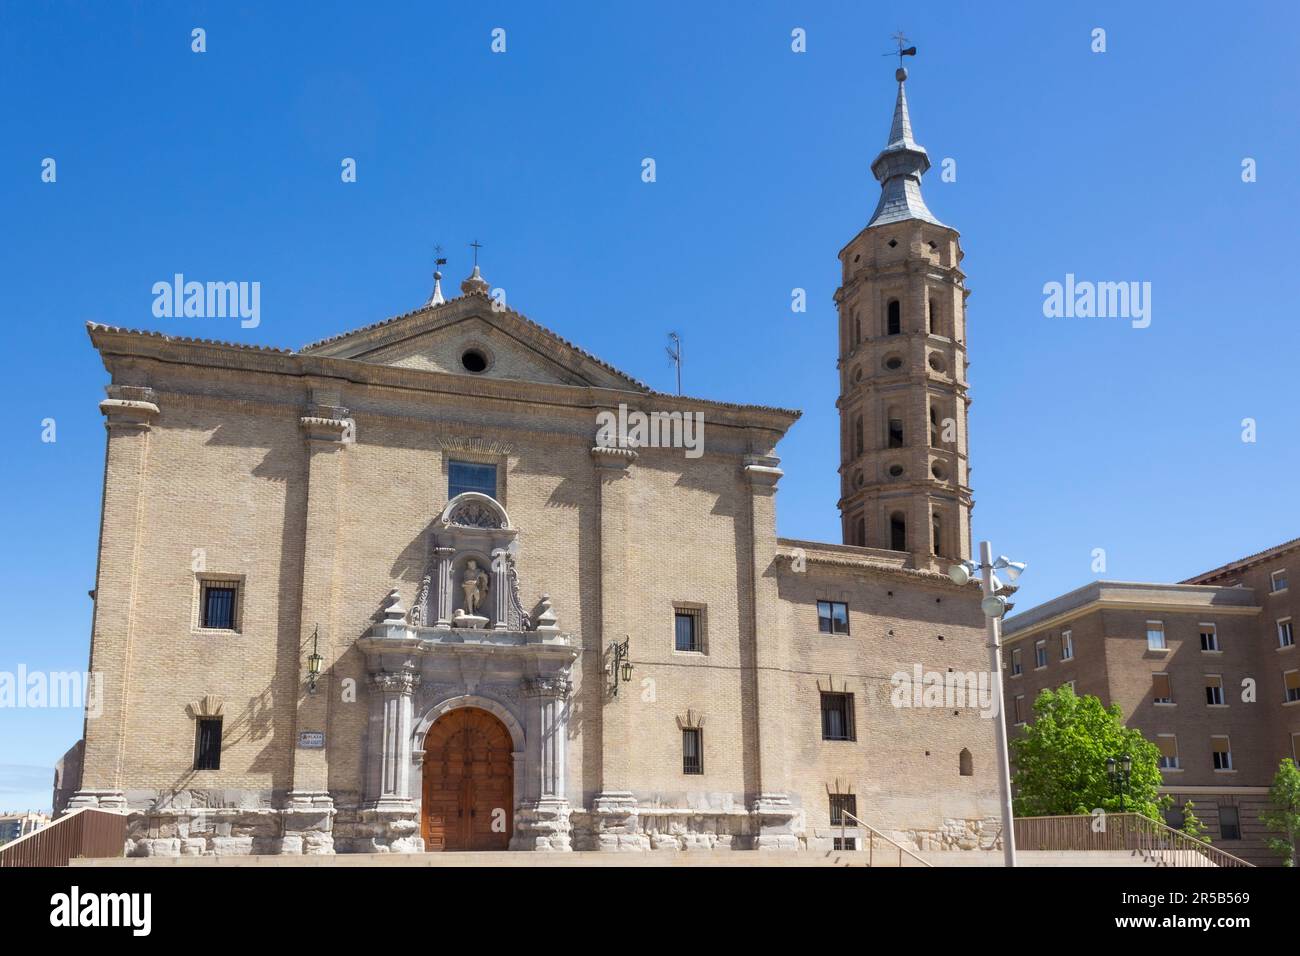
xmin=300 ymin=294 xmax=647 ymax=391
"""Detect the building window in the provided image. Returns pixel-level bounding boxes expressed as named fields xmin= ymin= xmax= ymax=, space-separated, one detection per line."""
xmin=681 ymin=728 xmax=703 ymax=774
xmin=1160 ymin=739 xmax=1180 ymax=771
xmin=1060 ymin=630 xmax=1074 ymax=660
xmin=887 ymin=418 xmax=904 ymax=448
xmin=1152 ymin=673 xmax=1173 ymax=705
xmin=1272 ymin=569 xmax=1289 ymax=593
xmin=854 ymin=516 xmax=866 ymax=546
xmin=928 ymin=298 xmax=939 ymax=334
xmin=1200 ymin=624 xmax=1219 ymax=652
xmin=194 ymin=717 xmax=223 ymax=771
xmin=854 ymin=415 xmax=864 ymax=457
xmin=1034 ymin=640 xmax=1048 ymax=669
xmin=200 ymin=581 xmax=239 ymax=630
xmin=817 ymin=600 xmax=850 ymax=635
xmin=1146 ymin=621 xmax=1167 ymax=651
xmin=1205 ymin=675 xmax=1224 ymax=706
xmin=1010 ymin=648 xmax=1022 ymax=676
xmin=820 ymin=692 xmax=855 ymax=741
xmin=1285 ymin=670 xmax=1300 ymax=704
xmin=829 ymin=792 xmax=857 ymax=826
xmin=889 ymin=512 xmax=907 ymax=552
xmin=448 ymin=460 xmax=497 ymax=500
xmin=1211 ymin=736 xmax=1233 ymax=771
xmin=959 ymin=747 xmax=973 ymax=776
xmin=1279 ymin=618 xmax=1295 ymax=648
xmin=832 ymin=837 xmax=858 ymax=850
xmin=886 ymin=299 xmax=901 ymax=335
xmin=1012 ymin=694 xmax=1025 ymax=725
xmin=674 ymin=607 xmax=703 ymax=652
xmin=932 ymin=514 xmax=942 ymax=556
xmin=1218 ymin=805 xmax=1241 ymax=840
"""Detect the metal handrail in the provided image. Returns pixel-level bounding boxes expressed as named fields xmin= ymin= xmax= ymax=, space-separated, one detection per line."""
xmin=837 ymin=810 xmax=933 ymax=867
xmin=1013 ymin=813 xmax=1253 ymax=868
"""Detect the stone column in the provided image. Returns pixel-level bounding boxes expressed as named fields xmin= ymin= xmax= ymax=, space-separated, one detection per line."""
xmin=491 ymin=547 xmax=510 ymax=629
xmin=433 ymin=546 xmax=454 ymax=627
xmin=744 ymin=449 xmax=800 ymax=849
xmin=588 ymin=444 xmax=647 ymax=850
xmin=512 ymin=675 xmax=573 ymax=850
xmin=367 ymin=669 xmax=419 ymax=809
xmin=280 ymin=395 xmax=350 ymax=854
xmin=69 ymin=385 xmax=160 ymax=815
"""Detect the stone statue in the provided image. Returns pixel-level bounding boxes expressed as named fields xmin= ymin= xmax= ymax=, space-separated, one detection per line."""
xmin=460 ymin=560 xmax=489 ymax=615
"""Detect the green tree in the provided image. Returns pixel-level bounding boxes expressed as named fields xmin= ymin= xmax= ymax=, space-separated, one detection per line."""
xmin=1009 ymin=685 xmax=1166 ymax=820
xmin=1179 ymin=801 xmax=1210 ymax=843
xmin=1260 ymin=758 xmax=1300 ymax=867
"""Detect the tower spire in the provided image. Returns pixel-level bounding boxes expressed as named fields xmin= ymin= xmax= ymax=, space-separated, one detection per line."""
xmin=866 ymin=59 xmax=944 ymax=228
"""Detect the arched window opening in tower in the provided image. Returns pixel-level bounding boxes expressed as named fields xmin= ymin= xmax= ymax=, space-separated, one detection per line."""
xmin=890 ymin=512 xmax=907 ymax=552
xmin=855 ymin=516 xmax=866 ymax=547
xmin=959 ymin=748 xmax=973 ymax=777
xmin=854 ymin=416 xmax=864 ymax=458
xmin=929 ymin=405 xmax=939 ymax=446
xmin=887 ymin=299 xmax=901 ymax=335
xmin=888 ymin=415 xmax=904 ymax=449
xmin=932 ymin=513 xmax=942 ymax=556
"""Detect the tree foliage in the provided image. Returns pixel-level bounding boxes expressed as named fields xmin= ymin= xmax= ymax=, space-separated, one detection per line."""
xmin=1261 ymin=758 xmax=1300 ymax=867
xmin=1009 ymin=685 xmax=1166 ymax=820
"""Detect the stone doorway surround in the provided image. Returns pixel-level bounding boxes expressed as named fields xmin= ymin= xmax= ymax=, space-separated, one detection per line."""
xmin=356 ymin=493 xmax=578 ymax=852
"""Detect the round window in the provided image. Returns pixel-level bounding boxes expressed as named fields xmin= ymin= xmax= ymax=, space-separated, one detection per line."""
xmin=888 ymin=464 xmax=904 ymax=478
xmin=461 ymin=349 xmax=488 ymax=373
xmin=928 ymin=352 xmax=947 ymax=373
xmin=884 ymin=356 xmax=903 ymax=371
xmin=931 ymin=461 xmax=948 ymax=480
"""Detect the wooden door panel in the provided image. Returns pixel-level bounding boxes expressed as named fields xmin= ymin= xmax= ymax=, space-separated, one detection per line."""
xmin=421 ymin=707 xmax=513 ymax=851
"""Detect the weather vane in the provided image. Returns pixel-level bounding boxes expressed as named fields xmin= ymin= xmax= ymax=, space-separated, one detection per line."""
xmin=884 ymin=31 xmax=917 ymax=69
xmin=433 ymin=243 xmax=447 ymax=271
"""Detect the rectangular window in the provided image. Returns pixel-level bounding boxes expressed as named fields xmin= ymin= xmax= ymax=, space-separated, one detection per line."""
xmin=448 ymin=460 xmax=497 ymax=500
xmin=200 ymin=582 xmax=238 ymax=630
xmin=1060 ymin=630 xmax=1074 ymax=661
xmin=1152 ymin=673 xmax=1173 ymax=704
xmin=1010 ymin=648 xmax=1022 ymax=676
xmin=832 ymin=837 xmax=858 ymax=850
xmin=1211 ymin=736 xmax=1232 ymax=771
xmin=1279 ymin=618 xmax=1295 ymax=648
xmin=820 ymin=692 xmax=855 ymax=741
xmin=1205 ymin=676 xmax=1224 ymax=706
xmin=194 ymin=717 xmax=223 ymax=771
xmin=829 ymin=792 xmax=857 ymax=827
xmin=1285 ymin=670 xmax=1300 ymax=704
xmin=1157 ymin=735 xmax=1179 ymax=770
xmin=1147 ymin=622 xmax=1167 ymax=651
xmin=681 ymin=728 xmax=702 ymax=774
xmin=1200 ymin=624 xmax=1219 ymax=652
xmin=817 ymin=600 xmax=850 ymax=635
xmin=1218 ymin=806 xmax=1241 ymax=840
xmin=674 ymin=608 xmax=702 ymax=652
xmin=1013 ymin=694 xmax=1025 ymax=725
xmin=1272 ymin=569 xmax=1289 ymax=593
xmin=1034 ymin=640 xmax=1047 ymax=669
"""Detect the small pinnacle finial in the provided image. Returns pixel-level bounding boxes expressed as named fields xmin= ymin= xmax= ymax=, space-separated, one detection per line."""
xmin=426 ymin=244 xmax=448 ymax=306
xmin=461 ymin=240 xmax=489 ymax=295
xmin=896 ymin=67 xmax=907 ymax=82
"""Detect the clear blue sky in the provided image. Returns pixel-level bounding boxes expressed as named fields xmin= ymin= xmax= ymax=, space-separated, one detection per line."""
xmin=1 ymin=2 xmax=1297 ymax=811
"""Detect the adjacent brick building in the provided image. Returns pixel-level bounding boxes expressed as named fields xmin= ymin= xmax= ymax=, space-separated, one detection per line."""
xmin=1002 ymin=539 xmax=1300 ymax=865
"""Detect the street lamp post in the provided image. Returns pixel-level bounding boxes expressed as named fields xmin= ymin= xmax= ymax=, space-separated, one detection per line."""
xmin=1107 ymin=754 xmax=1132 ymax=812
xmin=949 ymin=540 xmax=1026 ymax=868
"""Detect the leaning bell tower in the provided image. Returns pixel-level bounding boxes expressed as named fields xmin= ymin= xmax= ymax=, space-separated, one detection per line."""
xmin=834 ymin=62 xmax=972 ymax=571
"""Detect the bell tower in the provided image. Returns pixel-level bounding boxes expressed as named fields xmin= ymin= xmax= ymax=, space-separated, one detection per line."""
xmin=835 ymin=63 xmax=972 ymax=571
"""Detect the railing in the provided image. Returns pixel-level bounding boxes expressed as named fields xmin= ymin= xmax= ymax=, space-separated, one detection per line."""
xmin=838 ymin=810 xmax=933 ymax=867
xmin=1014 ymin=813 xmax=1253 ymax=868
xmin=0 ymin=807 xmax=126 ymax=867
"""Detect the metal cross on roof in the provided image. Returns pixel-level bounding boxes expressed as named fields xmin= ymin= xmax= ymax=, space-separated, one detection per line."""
xmin=470 ymin=239 xmax=482 ymax=266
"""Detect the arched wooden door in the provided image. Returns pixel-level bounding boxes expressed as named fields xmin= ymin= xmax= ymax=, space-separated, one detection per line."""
xmin=421 ymin=707 xmax=513 ymax=850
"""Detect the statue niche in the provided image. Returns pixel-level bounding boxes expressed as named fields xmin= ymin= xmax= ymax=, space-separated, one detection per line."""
xmin=408 ymin=492 xmax=531 ymax=631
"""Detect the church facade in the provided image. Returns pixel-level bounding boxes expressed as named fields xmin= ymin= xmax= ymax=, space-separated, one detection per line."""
xmin=65 ymin=68 xmax=1002 ymax=855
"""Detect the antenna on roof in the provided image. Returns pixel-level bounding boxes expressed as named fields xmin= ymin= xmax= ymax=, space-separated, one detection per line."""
xmin=666 ymin=332 xmax=682 ymax=395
